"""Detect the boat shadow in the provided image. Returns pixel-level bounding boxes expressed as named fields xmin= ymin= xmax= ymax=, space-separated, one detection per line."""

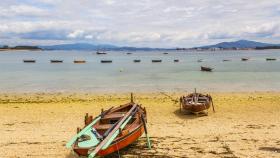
xmin=173 ymin=109 xmax=208 ymax=119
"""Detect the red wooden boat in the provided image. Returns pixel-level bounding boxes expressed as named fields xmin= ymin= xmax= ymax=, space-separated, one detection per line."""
xmin=66 ymin=95 xmax=151 ymax=158
xmin=180 ymin=90 xmax=215 ymax=114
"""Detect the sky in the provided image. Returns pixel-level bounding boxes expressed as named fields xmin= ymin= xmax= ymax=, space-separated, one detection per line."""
xmin=1 ymin=0 xmax=280 ymax=48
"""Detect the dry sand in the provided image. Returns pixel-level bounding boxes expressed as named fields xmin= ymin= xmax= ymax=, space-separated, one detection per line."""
xmin=0 ymin=92 xmax=280 ymax=158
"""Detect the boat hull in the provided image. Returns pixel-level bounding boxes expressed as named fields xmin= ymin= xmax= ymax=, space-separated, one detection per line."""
xmin=73 ymin=125 xmax=144 ymax=156
xmin=180 ymin=93 xmax=212 ymax=113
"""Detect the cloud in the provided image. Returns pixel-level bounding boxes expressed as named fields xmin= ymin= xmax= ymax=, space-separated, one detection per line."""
xmin=1 ymin=0 xmax=280 ymax=47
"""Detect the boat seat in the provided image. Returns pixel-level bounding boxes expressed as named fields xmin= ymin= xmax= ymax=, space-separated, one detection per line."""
xmin=94 ymin=124 xmax=113 ymax=130
xmin=101 ymin=112 xmax=126 ymax=120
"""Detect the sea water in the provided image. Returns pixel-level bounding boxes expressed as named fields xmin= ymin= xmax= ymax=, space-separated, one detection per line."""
xmin=0 ymin=49 xmax=280 ymax=92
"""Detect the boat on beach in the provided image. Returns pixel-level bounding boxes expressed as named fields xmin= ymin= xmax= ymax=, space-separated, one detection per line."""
xmin=241 ymin=58 xmax=249 ymax=61
xmin=266 ymin=58 xmax=276 ymax=61
xmin=101 ymin=60 xmax=112 ymax=63
xmin=23 ymin=59 xmax=36 ymax=63
xmin=74 ymin=60 xmax=86 ymax=63
xmin=201 ymin=66 xmax=213 ymax=72
xmin=180 ymin=90 xmax=215 ymax=115
xmin=50 ymin=60 xmax=63 ymax=63
xmin=66 ymin=95 xmax=151 ymax=158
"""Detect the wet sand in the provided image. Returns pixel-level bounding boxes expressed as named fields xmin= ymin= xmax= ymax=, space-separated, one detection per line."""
xmin=0 ymin=92 xmax=280 ymax=158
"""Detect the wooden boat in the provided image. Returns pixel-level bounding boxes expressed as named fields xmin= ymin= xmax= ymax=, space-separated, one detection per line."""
xmin=152 ymin=59 xmax=162 ymax=63
xmin=266 ymin=58 xmax=276 ymax=61
xmin=50 ymin=60 xmax=63 ymax=63
xmin=23 ymin=59 xmax=36 ymax=63
xmin=133 ymin=59 xmax=141 ymax=63
xmin=223 ymin=59 xmax=231 ymax=62
xmin=100 ymin=60 xmax=112 ymax=63
xmin=66 ymin=95 xmax=151 ymax=158
xmin=201 ymin=66 xmax=213 ymax=72
xmin=96 ymin=51 xmax=107 ymax=55
xmin=180 ymin=90 xmax=215 ymax=114
xmin=174 ymin=59 xmax=179 ymax=62
xmin=241 ymin=58 xmax=249 ymax=61
xmin=74 ymin=60 xmax=86 ymax=63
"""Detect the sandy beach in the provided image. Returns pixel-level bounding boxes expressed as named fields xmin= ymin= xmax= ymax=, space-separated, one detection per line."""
xmin=0 ymin=92 xmax=279 ymax=158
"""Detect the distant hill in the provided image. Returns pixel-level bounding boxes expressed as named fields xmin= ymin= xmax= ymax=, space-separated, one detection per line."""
xmin=39 ymin=43 xmax=171 ymax=51
xmin=197 ymin=40 xmax=280 ymax=49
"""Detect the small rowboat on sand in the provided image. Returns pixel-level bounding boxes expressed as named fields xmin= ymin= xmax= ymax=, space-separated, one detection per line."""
xmin=66 ymin=94 xmax=151 ymax=158
xmin=201 ymin=66 xmax=213 ymax=72
xmin=180 ymin=90 xmax=215 ymax=115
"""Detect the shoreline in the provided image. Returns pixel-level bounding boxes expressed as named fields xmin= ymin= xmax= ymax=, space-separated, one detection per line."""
xmin=1 ymin=91 xmax=279 ymax=157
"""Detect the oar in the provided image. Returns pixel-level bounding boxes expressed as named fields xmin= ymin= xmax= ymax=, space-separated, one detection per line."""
xmin=141 ymin=114 xmax=151 ymax=149
xmin=88 ymin=104 xmax=138 ymax=158
xmin=66 ymin=107 xmax=113 ymax=148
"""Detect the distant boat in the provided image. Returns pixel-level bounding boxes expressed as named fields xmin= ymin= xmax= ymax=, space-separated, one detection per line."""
xmin=163 ymin=52 xmax=168 ymax=55
xmin=74 ymin=60 xmax=86 ymax=63
xmin=223 ymin=59 xmax=231 ymax=62
xmin=23 ymin=59 xmax=36 ymax=63
xmin=96 ymin=51 xmax=107 ymax=55
xmin=201 ymin=66 xmax=213 ymax=72
xmin=126 ymin=52 xmax=132 ymax=55
xmin=197 ymin=59 xmax=203 ymax=62
xmin=50 ymin=60 xmax=63 ymax=63
xmin=133 ymin=59 xmax=141 ymax=63
xmin=266 ymin=58 xmax=276 ymax=61
xmin=241 ymin=58 xmax=249 ymax=61
xmin=152 ymin=59 xmax=162 ymax=63
xmin=101 ymin=60 xmax=112 ymax=63
xmin=174 ymin=59 xmax=179 ymax=62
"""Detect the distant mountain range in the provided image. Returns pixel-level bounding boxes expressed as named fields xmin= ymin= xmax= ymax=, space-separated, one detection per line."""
xmin=197 ymin=40 xmax=280 ymax=49
xmin=2 ymin=39 xmax=280 ymax=51
xmin=39 ymin=43 xmax=171 ymax=51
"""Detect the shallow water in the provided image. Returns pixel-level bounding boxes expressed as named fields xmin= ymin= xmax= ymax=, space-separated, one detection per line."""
xmin=0 ymin=49 xmax=280 ymax=92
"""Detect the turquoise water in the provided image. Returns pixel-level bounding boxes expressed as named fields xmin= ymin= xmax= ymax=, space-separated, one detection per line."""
xmin=0 ymin=50 xmax=280 ymax=92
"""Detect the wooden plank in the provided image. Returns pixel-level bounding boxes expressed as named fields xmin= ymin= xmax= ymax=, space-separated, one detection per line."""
xmin=66 ymin=116 xmax=101 ymax=148
xmin=88 ymin=104 xmax=138 ymax=158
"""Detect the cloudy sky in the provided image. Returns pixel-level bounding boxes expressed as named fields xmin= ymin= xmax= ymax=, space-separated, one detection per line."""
xmin=1 ymin=0 xmax=280 ymax=48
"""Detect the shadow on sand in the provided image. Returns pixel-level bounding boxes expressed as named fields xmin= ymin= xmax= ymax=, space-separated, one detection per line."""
xmin=173 ymin=109 xmax=208 ymax=120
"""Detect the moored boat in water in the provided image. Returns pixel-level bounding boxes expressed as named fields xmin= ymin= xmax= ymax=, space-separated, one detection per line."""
xmin=50 ymin=60 xmax=63 ymax=63
xmin=23 ymin=59 xmax=36 ymax=63
xmin=201 ymin=66 xmax=213 ymax=72
xmin=152 ymin=59 xmax=162 ymax=63
xmin=74 ymin=60 xmax=86 ymax=63
xmin=133 ymin=59 xmax=141 ymax=63
xmin=66 ymin=95 xmax=151 ymax=158
xmin=241 ymin=58 xmax=249 ymax=61
xmin=101 ymin=60 xmax=112 ymax=63
xmin=266 ymin=58 xmax=276 ymax=61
